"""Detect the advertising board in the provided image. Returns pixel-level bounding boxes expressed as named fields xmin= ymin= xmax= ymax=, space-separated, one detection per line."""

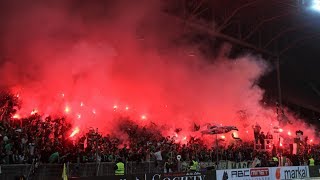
xmin=273 ymin=166 xmax=309 ymax=180
xmin=216 ymin=166 xmax=309 ymax=180
xmin=216 ymin=167 xmax=271 ymax=180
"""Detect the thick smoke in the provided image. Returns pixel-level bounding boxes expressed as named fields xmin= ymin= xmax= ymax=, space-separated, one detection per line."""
xmin=0 ymin=0 xmax=316 ymax=143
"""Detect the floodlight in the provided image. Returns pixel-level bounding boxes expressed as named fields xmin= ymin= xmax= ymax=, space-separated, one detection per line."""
xmin=311 ymin=0 xmax=320 ymax=12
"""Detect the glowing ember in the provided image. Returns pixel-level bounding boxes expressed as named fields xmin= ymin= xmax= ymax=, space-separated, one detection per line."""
xmin=141 ymin=115 xmax=147 ymax=120
xmin=65 ymin=106 xmax=70 ymax=113
xmin=31 ymin=109 xmax=38 ymax=115
xmin=233 ymin=132 xmax=239 ymax=138
xmin=279 ymin=128 xmax=283 ymax=132
xmin=13 ymin=114 xmax=20 ymax=119
xmin=288 ymin=131 xmax=291 ymax=136
xmin=183 ymin=136 xmax=187 ymax=140
xmin=69 ymin=127 xmax=80 ymax=137
xmin=221 ymin=135 xmax=226 ymax=139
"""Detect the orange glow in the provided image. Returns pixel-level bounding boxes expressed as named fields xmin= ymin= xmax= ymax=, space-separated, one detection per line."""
xmin=31 ymin=109 xmax=38 ymax=115
xmin=221 ymin=135 xmax=226 ymax=139
xmin=174 ymin=133 xmax=178 ymax=137
xmin=233 ymin=132 xmax=239 ymax=138
xmin=13 ymin=114 xmax=20 ymax=119
xmin=69 ymin=127 xmax=80 ymax=137
xmin=141 ymin=115 xmax=147 ymax=120
xmin=65 ymin=106 xmax=70 ymax=113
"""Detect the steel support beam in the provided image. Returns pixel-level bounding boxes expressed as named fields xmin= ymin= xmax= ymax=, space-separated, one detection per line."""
xmin=279 ymin=33 xmax=320 ymax=55
xmin=217 ymin=0 xmax=261 ymax=32
xmin=166 ymin=14 xmax=276 ymax=57
xmin=244 ymin=11 xmax=293 ymax=40
xmin=264 ymin=22 xmax=313 ymax=48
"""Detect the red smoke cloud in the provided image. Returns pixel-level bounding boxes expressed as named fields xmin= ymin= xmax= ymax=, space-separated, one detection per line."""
xmin=0 ymin=0 xmax=317 ymax=143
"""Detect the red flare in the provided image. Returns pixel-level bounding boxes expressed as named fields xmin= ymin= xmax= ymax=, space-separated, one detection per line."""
xmin=69 ymin=127 xmax=80 ymax=138
xmin=13 ymin=114 xmax=20 ymax=119
xmin=31 ymin=109 xmax=38 ymax=115
xmin=65 ymin=106 xmax=70 ymax=113
xmin=141 ymin=115 xmax=147 ymax=120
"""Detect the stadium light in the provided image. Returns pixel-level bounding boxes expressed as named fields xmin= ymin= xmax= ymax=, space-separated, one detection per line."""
xmin=311 ymin=0 xmax=320 ymax=12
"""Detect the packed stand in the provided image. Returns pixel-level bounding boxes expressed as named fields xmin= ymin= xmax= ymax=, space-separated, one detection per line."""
xmin=0 ymin=93 xmax=318 ymax=172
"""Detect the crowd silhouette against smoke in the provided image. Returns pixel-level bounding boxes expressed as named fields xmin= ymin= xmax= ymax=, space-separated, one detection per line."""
xmin=0 ymin=0 xmax=319 ymax=167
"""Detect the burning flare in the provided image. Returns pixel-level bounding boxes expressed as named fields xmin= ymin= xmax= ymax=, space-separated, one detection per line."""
xmin=69 ymin=127 xmax=80 ymax=138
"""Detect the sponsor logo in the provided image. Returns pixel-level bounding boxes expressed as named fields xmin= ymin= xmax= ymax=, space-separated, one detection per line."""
xmin=218 ymin=168 xmax=271 ymax=180
xmin=274 ymin=166 xmax=308 ymax=180
xmin=230 ymin=170 xmax=250 ymax=178
xmin=250 ymin=168 xmax=269 ymax=177
xmin=283 ymin=166 xmax=308 ymax=179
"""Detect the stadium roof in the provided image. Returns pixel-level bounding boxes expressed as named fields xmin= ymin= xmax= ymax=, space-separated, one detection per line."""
xmin=166 ymin=0 xmax=320 ymax=113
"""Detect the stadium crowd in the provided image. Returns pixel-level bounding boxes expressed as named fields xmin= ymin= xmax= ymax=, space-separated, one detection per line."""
xmin=0 ymin=93 xmax=318 ymax=173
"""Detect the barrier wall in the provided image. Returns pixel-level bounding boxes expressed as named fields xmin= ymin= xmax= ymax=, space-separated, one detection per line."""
xmin=0 ymin=163 xmax=318 ymax=180
xmin=0 ymin=162 xmax=157 ymax=180
xmin=71 ymin=172 xmax=216 ymax=180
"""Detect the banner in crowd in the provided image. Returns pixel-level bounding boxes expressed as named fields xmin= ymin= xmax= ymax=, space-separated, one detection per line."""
xmin=216 ymin=166 xmax=309 ymax=180
xmin=218 ymin=161 xmax=253 ymax=169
